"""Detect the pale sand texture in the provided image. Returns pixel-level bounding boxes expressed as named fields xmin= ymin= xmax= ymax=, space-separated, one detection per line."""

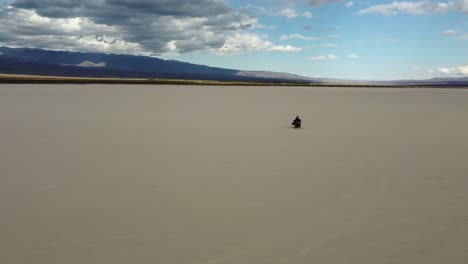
xmin=1 ymin=84 xmax=468 ymax=264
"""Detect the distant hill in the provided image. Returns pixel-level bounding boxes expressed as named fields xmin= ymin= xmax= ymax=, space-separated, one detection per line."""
xmin=382 ymin=77 xmax=468 ymax=87
xmin=0 ymin=47 xmax=313 ymax=83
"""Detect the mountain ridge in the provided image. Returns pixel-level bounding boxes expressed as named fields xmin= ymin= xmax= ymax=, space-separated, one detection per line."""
xmin=0 ymin=46 xmax=467 ymax=86
xmin=0 ymin=46 xmax=314 ymax=83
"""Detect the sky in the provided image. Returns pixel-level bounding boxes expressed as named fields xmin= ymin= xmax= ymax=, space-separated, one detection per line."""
xmin=0 ymin=0 xmax=467 ymax=80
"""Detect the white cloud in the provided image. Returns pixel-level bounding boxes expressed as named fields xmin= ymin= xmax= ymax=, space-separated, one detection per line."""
xmin=159 ymin=40 xmax=182 ymax=57
xmin=244 ymin=5 xmax=311 ymax=19
xmin=346 ymin=2 xmax=354 ymax=7
xmin=356 ymin=1 xmax=456 ymax=16
xmin=165 ymin=40 xmax=178 ymax=52
xmin=307 ymin=54 xmax=339 ymax=60
xmin=347 ymin=54 xmax=359 ymax=59
xmin=321 ymin=43 xmax=338 ymax=48
xmin=280 ymin=34 xmax=322 ymax=41
xmin=442 ymin=29 xmax=458 ymax=35
xmin=269 ymin=45 xmax=302 ymax=52
xmin=216 ymin=33 xmax=302 ymax=55
xmin=278 ymin=8 xmax=299 ymax=19
xmin=77 ymin=61 xmax=107 ymax=67
xmin=303 ymin=11 xmax=313 ymax=18
xmin=433 ymin=65 xmax=468 ymax=75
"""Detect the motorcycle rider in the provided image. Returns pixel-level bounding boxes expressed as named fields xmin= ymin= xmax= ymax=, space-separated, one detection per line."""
xmin=292 ymin=116 xmax=302 ymax=128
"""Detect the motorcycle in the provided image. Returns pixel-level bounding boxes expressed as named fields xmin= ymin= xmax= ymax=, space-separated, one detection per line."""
xmin=292 ymin=120 xmax=301 ymax=128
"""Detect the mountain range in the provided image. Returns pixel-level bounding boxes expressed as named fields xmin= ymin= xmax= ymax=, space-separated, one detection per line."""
xmin=0 ymin=46 xmax=467 ymax=86
xmin=0 ymin=46 xmax=317 ymax=83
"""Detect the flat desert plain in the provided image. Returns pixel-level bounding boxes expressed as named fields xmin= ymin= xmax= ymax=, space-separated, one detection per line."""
xmin=1 ymin=84 xmax=468 ymax=264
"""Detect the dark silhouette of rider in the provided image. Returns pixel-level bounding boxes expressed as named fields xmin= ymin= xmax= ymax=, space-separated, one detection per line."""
xmin=292 ymin=116 xmax=302 ymax=128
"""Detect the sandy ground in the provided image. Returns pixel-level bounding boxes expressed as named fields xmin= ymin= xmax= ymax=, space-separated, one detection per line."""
xmin=1 ymin=84 xmax=468 ymax=264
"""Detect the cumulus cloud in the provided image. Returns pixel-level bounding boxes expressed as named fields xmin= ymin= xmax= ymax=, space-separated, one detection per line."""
xmin=0 ymin=8 xmax=150 ymax=55
xmin=433 ymin=65 xmax=468 ymax=75
xmin=0 ymin=0 xmax=280 ymax=56
xmin=307 ymin=54 xmax=339 ymax=60
xmin=280 ymin=34 xmax=322 ymax=41
xmin=356 ymin=0 xmax=468 ymax=15
xmin=216 ymin=33 xmax=302 ymax=55
xmin=278 ymin=8 xmax=299 ymax=18
xmin=347 ymin=54 xmax=359 ymax=59
xmin=346 ymin=2 xmax=355 ymax=7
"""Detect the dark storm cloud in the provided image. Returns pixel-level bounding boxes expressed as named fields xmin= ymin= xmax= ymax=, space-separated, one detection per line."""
xmin=1 ymin=0 xmax=257 ymax=54
xmin=12 ymin=0 xmax=230 ymax=18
